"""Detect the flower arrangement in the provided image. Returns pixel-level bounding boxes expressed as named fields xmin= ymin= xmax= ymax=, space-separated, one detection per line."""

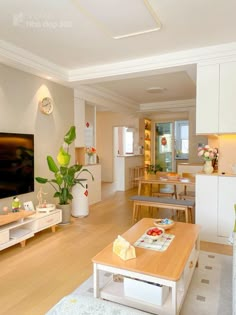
xmin=197 ymin=145 xmax=219 ymax=161
xmin=86 ymin=146 xmax=96 ymax=156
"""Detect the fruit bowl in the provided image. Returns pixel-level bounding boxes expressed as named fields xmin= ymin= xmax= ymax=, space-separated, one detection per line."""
xmin=145 ymin=226 xmax=164 ymax=241
xmin=154 ymin=218 xmax=175 ymax=230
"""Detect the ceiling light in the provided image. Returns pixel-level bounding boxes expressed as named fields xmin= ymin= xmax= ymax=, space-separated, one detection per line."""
xmin=72 ymin=0 xmax=161 ymax=39
xmin=146 ymin=87 xmax=166 ymax=93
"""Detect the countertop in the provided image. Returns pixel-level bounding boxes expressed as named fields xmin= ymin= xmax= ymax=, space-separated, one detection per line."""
xmin=117 ymin=154 xmax=144 ymax=157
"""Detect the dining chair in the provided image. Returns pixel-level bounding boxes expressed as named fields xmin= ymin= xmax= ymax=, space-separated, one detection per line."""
xmin=151 ymin=172 xmax=177 ymax=199
xmin=178 ymin=172 xmax=195 ymax=201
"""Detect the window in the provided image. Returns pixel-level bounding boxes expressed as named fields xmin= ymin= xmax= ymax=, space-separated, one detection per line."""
xmin=175 ymin=121 xmax=189 ymax=158
xmin=125 ymin=128 xmax=134 ymax=154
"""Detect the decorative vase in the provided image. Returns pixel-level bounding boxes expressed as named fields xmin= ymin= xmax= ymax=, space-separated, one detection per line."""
xmin=88 ymin=154 xmax=93 ymax=164
xmin=57 ymin=203 xmax=71 ymax=224
xmin=203 ymin=160 xmax=214 ymax=174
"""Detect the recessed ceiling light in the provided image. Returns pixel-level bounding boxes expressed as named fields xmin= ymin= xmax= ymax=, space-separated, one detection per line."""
xmin=146 ymin=87 xmax=166 ymax=93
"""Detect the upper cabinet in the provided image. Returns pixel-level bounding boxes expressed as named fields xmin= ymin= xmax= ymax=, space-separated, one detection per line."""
xmin=196 ymin=61 xmax=236 ymax=134
xmin=219 ymin=61 xmax=236 ymax=133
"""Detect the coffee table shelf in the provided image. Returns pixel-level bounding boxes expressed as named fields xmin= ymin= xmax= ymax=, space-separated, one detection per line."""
xmin=92 ymin=219 xmax=200 ymax=315
xmin=101 ymin=280 xmax=185 ymax=315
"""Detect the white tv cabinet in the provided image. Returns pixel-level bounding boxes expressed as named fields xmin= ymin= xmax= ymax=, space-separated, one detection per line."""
xmin=0 ymin=209 xmax=62 ymax=251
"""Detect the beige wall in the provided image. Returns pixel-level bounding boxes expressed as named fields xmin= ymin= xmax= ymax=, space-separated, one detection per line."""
xmin=96 ymin=111 xmax=140 ymax=182
xmin=0 ymin=64 xmax=74 ymax=210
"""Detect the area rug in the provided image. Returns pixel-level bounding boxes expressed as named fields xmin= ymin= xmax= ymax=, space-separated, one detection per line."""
xmin=46 ymin=251 xmax=232 ymax=315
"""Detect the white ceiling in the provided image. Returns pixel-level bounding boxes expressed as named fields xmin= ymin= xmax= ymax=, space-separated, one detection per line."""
xmin=0 ymin=0 xmax=236 ymax=112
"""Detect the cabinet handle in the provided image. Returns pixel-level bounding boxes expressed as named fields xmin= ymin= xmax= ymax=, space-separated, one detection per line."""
xmin=189 ymin=261 xmax=194 ymax=268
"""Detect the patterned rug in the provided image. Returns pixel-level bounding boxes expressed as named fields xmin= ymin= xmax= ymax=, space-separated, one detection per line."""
xmin=46 ymin=251 xmax=232 ymax=315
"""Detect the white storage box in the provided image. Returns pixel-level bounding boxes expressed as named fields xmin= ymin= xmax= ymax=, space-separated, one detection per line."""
xmin=0 ymin=230 xmax=9 ymax=245
xmin=124 ymin=277 xmax=169 ymax=306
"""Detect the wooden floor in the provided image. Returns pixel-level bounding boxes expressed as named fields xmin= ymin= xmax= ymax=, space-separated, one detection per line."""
xmin=0 ymin=183 xmax=232 ymax=315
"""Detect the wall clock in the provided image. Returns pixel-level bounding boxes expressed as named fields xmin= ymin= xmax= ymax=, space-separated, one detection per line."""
xmin=39 ymin=97 xmax=54 ymax=115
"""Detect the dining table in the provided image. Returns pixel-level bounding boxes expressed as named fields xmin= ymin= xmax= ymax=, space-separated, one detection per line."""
xmin=136 ymin=173 xmax=196 ymax=196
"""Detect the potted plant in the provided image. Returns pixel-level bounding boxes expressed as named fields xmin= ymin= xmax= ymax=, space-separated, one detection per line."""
xmin=35 ymin=126 xmax=94 ymax=224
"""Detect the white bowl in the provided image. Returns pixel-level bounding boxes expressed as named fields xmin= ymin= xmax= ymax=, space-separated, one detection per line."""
xmin=145 ymin=226 xmax=164 ymax=241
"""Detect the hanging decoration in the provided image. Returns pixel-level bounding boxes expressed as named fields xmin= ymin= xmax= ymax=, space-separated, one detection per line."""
xmin=161 ymin=137 xmax=167 ymax=146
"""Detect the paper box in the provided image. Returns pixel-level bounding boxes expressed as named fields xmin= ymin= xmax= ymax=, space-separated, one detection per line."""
xmin=124 ymin=277 xmax=169 ymax=306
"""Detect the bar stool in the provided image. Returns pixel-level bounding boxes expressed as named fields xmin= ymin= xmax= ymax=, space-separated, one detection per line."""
xmin=130 ymin=165 xmax=145 ymax=188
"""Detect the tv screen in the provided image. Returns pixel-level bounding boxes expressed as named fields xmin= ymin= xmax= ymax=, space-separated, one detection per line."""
xmin=0 ymin=132 xmax=34 ymax=199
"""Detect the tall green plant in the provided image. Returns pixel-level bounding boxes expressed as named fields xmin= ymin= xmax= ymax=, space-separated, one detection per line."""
xmin=35 ymin=126 xmax=94 ymax=205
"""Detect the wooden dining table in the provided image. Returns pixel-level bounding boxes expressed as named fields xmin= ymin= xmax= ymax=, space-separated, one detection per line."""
xmin=136 ymin=173 xmax=195 ymax=196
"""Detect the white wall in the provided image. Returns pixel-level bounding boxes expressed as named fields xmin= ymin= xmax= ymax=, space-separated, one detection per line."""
xmin=0 ymin=64 xmax=74 ymax=210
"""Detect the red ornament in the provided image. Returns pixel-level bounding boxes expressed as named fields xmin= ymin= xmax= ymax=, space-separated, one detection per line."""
xmin=86 ymin=122 xmax=89 ymax=128
xmin=84 ymin=190 xmax=88 ymax=197
xmin=161 ymin=137 xmax=167 ymax=146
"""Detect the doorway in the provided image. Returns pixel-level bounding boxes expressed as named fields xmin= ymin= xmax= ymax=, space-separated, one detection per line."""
xmin=155 ymin=120 xmax=189 ymax=172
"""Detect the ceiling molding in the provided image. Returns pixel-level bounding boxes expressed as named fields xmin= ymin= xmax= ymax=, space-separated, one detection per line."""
xmin=0 ymin=40 xmax=69 ymax=82
xmin=1 ymin=39 xmax=236 ymax=86
xmin=139 ymin=99 xmax=196 ymax=112
xmin=69 ymin=42 xmax=236 ymax=83
xmin=74 ymin=85 xmax=139 ymax=112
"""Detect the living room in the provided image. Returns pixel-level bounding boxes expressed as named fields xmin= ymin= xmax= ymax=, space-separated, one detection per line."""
xmin=0 ymin=1 xmax=236 ymax=314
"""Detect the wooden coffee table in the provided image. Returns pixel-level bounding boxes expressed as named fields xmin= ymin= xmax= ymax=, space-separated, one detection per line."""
xmin=92 ymin=218 xmax=200 ymax=315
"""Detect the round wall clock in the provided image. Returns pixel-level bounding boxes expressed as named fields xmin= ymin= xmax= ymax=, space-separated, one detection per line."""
xmin=39 ymin=97 xmax=54 ymax=115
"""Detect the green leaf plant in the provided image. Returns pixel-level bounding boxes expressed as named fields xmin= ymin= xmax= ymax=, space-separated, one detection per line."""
xmin=35 ymin=126 xmax=94 ymax=205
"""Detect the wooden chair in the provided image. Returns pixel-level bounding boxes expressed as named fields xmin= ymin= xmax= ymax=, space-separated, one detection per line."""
xmin=178 ymin=173 xmax=195 ymax=201
xmin=151 ymin=172 xmax=178 ymax=199
xmin=130 ymin=165 xmax=145 ymax=188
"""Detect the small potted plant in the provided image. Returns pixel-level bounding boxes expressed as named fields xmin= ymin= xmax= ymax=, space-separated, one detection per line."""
xmin=35 ymin=126 xmax=94 ymax=224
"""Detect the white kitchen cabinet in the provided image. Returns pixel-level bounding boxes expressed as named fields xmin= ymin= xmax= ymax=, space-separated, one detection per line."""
xmin=196 ymin=61 xmax=236 ymax=134
xmin=218 ymin=176 xmax=236 ymax=238
xmin=196 ymin=64 xmax=219 ymax=134
xmin=196 ymin=174 xmax=218 ymax=242
xmin=196 ymin=174 xmax=236 ymax=244
xmin=219 ymin=61 xmax=236 ymax=133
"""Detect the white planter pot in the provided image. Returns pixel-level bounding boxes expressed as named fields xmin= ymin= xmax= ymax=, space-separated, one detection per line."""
xmin=71 ymin=180 xmax=89 ymax=217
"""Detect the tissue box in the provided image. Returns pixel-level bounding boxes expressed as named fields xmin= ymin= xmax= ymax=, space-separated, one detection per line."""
xmin=124 ymin=277 xmax=169 ymax=306
xmin=113 ymin=235 xmax=136 ymax=260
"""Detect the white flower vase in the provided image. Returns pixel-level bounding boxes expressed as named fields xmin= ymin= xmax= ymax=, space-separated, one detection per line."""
xmin=88 ymin=154 xmax=93 ymax=164
xmin=203 ymin=160 xmax=214 ymax=174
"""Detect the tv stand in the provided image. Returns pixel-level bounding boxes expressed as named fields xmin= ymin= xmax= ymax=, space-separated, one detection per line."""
xmin=0 ymin=210 xmax=62 ymax=251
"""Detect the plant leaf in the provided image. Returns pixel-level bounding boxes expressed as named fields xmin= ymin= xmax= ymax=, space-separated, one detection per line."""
xmin=35 ymin=177 xmax=48 ymax=184
xmin=47 ymin=156 xmax=59 ymax=173
xmin=64 ymin=126 xmax=76 ymax=145
xmin=57 ymin=147 xmax=70 ymax=166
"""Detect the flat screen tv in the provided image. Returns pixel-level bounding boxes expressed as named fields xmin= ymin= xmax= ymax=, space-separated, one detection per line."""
xmin=0 ymin=132 xmax=34 ymax=199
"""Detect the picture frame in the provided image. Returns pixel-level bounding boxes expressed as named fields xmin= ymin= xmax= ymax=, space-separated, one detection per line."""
xmin=23 ymin=201 xmax=35 ymax=211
